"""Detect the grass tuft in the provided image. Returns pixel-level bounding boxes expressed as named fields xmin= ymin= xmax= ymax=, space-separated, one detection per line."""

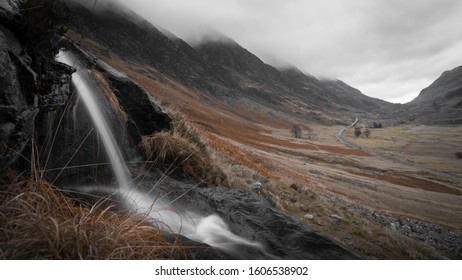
xmin=139 ymin=106 xmax=227 ymax=186
xmin=139 ymin=132 xmax=226 ymax=186
xmin=0 ymin=172 xmax=186 ymax=259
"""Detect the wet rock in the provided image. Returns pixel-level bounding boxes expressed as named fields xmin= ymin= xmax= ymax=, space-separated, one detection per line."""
xmin=0 ymin=1 xmax=20 ymax=27
xmin=168 ymin=185 xmax=358 ymax=259
xmin=38 ymin=61 xmax=75 ymax=111
xmin=104 ymin=73 xmax=172 ymax=135
xmin=0 ymin=28 xmax=38 ymax=173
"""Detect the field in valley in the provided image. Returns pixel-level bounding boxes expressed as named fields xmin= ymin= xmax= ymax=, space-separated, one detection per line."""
xmin=346 ymin=125 xmax=462 ymax=176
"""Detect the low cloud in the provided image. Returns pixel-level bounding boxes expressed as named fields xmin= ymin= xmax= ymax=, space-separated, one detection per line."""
xmin=104 ymin=0 xmax=462 ymax=103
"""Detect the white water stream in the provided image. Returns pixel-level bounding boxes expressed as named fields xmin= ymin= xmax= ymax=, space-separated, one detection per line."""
xmin=57 ymin=51 xmax=263 ymax=256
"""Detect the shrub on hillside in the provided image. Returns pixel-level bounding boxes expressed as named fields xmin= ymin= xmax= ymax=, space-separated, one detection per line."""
xmin=292 ymin=124 xmax=301 ymax=138
xmin=373 ymin=122 xmax=383 ymax=128
xmin=364 ymin=128 xmax=371 ymax=138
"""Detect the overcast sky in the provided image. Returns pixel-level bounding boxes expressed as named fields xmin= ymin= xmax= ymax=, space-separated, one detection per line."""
xmin=108 ymin=0 xmax=462 ymax=103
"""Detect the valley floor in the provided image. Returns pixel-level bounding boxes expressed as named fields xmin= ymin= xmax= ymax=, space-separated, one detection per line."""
xmin=203 ymin=122 xmax=462 ymax=259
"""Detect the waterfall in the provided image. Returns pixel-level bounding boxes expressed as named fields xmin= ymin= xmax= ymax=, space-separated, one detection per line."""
xmin=56 ymin=51 xmax=131 ymax=190
xmin=56 ymin=51 xmax=265 ymax=257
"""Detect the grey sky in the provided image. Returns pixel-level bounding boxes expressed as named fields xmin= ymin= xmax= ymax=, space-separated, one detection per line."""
xmin=107 ymin=0 xmax=462 ymax=103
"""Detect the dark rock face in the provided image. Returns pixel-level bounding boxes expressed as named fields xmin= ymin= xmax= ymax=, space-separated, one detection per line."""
xmin=1 ymin=1 xmax=77 ymax=175
xmin=0 ymin=27 xmax=38 ymax=173
xmin=196 ymin=188 xmax=358 ymax=259
xmin=0 ymin=1 xmax=20 ymax=26
xmin=95 ymin=59 xmax=172 ymax=136
xmin=105 ymin=76 xmax=172 ymax=135
xmin=38 ymin=61 xmax=75 ymax=112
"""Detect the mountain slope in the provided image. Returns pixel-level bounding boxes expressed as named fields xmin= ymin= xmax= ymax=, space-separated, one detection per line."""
xmin=195 ymin=39 xmax=394 ymax=114
xmin=405 ymin=66 xmax=462 ymax=124
xmin=65 ymin=0 xmax=394 ymax=125
xmin=65 ymin=0 xmax=212 ymax=86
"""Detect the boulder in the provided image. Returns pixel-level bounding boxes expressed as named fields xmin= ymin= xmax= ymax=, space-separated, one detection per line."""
xmin=97 ymin=60 xmax=172 ymax=136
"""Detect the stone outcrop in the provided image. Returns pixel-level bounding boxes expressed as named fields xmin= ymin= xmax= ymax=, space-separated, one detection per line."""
xmin=1 ymin=1 xmax=76 ymax=174
xmin=95 ymin=59 xmax=172 ymax=136
xmin=0 ymin=25 xmax=38 ymax=173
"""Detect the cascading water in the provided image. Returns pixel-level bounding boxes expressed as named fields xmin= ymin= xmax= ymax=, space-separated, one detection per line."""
xmin=56 ymin=51 xmax=131 ymax=190
xmin=56 ymin=51 xmax=264 ymax=257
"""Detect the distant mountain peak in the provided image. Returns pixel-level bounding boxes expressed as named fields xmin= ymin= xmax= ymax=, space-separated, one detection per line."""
xmin=405 ymin=65 xmax=462 ymax=124
xmin=196 ymin=32 xmax=237 ymax=46
xmin=411 ymin=65 xmax=462 ymax=104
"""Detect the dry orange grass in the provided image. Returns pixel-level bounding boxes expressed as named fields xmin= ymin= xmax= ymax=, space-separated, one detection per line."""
xmin=91 ymin=70 xmax=128 ymax=124
xmin=139 ymin=132 xmax=204 ymax=174
xmin=139 ymin=131 xmax=226 ymax=186
xmin=202 ymin=133 xmax=276 ymax=179
xmin=0 ymin=172 xmax=186 ymax=259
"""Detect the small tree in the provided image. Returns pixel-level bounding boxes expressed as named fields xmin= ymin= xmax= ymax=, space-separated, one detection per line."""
xmin=306 ymin=128 xmax=316 ymax=140
xmin=354 ymin=127 xmax=362 ymax=137
xmin=292 ymin=124 xmax=301 ymax=139
xmin=364 ymin=128 xmax=370 ymax=138
xmin=373 ymin=122 xmax=383 ymax=128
